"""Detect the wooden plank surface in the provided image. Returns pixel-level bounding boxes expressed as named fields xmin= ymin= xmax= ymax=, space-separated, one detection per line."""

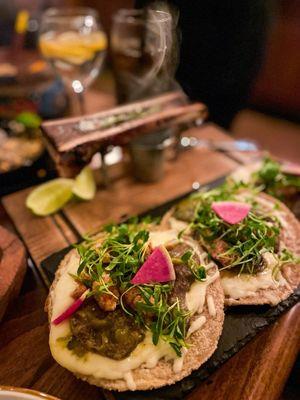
xmin=0 ymin=282 xmax=298 ymax=400
xmin=63 ymin=149 xmax=237 ymax=235
xmin=62 ymin=123 xmax=251 ymax=235
xmin=195 ymin=123 xmax=263 ymax=164
xmin=2 ymin=188 xmax=78 ymax=281
xmin=2 ymin=125 xmax=238 ymax=261
xmin=0 ymin=226 xmax=26 ymax=321
xmin=187 ymin=303 xmax=300 ymax=400
xmin=1 ymin=122 xmax=298 ymax=400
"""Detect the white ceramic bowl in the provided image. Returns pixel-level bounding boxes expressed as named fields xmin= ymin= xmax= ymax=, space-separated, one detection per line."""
xmin=0 ymin=387 xmax=60 ymax=400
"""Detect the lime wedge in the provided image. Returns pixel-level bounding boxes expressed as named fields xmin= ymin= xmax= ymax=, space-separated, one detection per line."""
xmin=26 ymin=178 xmax=74 ymax=216
xmin=72 ymin=166 xmax=96 ymax=200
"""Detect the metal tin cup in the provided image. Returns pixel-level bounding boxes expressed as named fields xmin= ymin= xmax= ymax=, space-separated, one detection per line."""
xmin=129 ymin=131 xmax=172 ymax=183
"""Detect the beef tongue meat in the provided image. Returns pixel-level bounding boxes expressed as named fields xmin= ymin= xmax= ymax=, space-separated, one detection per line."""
xmin=168 ymin=242 xmax=197 ymax=310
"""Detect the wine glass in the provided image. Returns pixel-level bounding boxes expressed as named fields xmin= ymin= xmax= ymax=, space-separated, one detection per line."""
xmin=111 ymin=8 xmax=176 ymax=104
xmin=39 ymin=7 xmax=107 ymax=115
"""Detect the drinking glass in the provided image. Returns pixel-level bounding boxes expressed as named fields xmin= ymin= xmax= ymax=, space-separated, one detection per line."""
xmin=111 ymin=8 xmax=177 ymax=103
xmin=39 ymin=7 xmax=107 ymax=115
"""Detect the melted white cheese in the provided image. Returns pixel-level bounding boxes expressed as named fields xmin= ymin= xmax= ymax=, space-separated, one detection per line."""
xmin=123 ymin=371 xmax=136 ymax=390
xmin=205 ymin=261 xmax=216 ymax=271
xmin=185 ymin=270 xmax=219 ymax=315
xmin=50 ymin=233 xmax=220 ymax=386
xmin=173 ymin=347 xmax=188 ymax=373
xmin=148 ymin=233 xmax=219 ymax=351
xmin=221 ymin=265 xmax=287 ymax=300
xmin=261 ymin=251 xmax=277 ymax=267
xmin=186 ymin=281 xmax=207 ymax=314
xmin=206 ymin=295 xmax=216 ymax=317
xmin=149 ymin=229 xmax=179 ymax=247
xmin=230 ymin=162 xmax=262 ymax=184
xmin=49 ymin=251 xmax=176 ymax=384
xmin=254 ymin=196 xmax=275 ymax=211
xmin=254 ymin=196 xmax=289 ymax=227
xmin=187 ymin=316 xmax=206 ymax=337
xmin=145 ymin=353 xmax=162 ymax=369
xmin=168 ymin=217 xmax=189 ymax=233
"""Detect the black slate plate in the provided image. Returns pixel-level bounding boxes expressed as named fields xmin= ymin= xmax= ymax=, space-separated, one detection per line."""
xmin=40 ymin=176 xmax=300 ymax=400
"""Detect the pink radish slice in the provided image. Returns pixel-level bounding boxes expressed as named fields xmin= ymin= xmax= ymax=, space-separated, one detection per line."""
xmin=52 ymin=289 xmax=90 ymax=325
xmin=281 ymin=162 xmax=300 ymax=176
xmin=131 ymin=245 xmax=175 ymax=285
xmin=212 ymin=201 xmax=251 ymax=224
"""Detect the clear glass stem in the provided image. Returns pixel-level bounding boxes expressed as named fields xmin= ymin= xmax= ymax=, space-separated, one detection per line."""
xmin=70 ymin=80 xmax=86 ymax=115
xmin=77 ymin=90 xmax=86 ymax=115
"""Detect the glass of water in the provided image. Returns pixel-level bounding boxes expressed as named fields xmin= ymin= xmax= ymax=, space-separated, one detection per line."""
xmin=111 ymin=8 xmax=177 ymax=104
xmin=39 ymin=7 xmax=107 ymax=115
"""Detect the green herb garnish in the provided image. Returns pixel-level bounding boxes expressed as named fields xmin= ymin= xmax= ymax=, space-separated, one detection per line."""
xmin=73 ymin=221 xmax=189 ymax=356
xmin=185 ymin=184 xmax=281 ymax=275
xmin=134 ymin=284 xmax=189 ymax=356
xmin=253 ymin=157 xmax=300 ymax=198
xmin=75 ymin=222 xmax=150 ymax=290
xmin=192 ymin=266 xmax=207 ymax=281
xmin=181 ymin=250 xmax=193 ymax=263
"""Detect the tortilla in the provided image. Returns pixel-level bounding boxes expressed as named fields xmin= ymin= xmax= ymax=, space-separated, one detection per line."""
xmin=162 ymin=192 xmax=300 ymax=307
xmin=229 ymin=161 xmax=262 ymax=185
xmin=46 ymin=235 xmax=224 ymax=391
xmin=261 ymin=193 xmax=300 ymax=289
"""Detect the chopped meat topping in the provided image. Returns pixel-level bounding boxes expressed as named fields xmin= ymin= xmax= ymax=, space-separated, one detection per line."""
xmin=71 ymin=282 xmax=87 ymax=299
xmin=205 ymin=239 xmax=236 ymax=267
xmin=168 ymin=243 xmax=196 ymax=309
xmin=93 ymin=273 xmax=119 ymax=312
xmin=123 ymin=287 xmax=154 ymax=311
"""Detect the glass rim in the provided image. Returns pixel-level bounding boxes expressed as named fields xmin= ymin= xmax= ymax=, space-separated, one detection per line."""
xmin=42 ymin=7 xmax=99 ymax=20
xmin=113 ymin=8 xmax=171 ymax=25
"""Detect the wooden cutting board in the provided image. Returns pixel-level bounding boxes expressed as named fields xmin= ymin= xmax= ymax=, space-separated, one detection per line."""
xmin=1 ymin=123 xmax=299 ymax=400
xmin=0 ymin=226 xmax=26 ymax=321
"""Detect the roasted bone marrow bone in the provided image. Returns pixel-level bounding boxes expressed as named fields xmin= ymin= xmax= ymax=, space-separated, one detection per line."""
xmin=41 ymin=91 xmax=208 ymax=177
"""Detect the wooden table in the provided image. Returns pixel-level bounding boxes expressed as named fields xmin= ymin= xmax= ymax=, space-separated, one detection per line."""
xmin=0 ymin=123 xmax=299 ymax=400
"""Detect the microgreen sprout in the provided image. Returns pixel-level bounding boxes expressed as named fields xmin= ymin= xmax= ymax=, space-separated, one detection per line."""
xmin=73 ymin=221 xmax=189 ymax=355
xmin=252 ymin=157 xmax=300 ymax=198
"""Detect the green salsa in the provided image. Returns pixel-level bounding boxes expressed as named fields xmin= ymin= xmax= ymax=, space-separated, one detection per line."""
xmin=68 ymin=300 xmax=145 ymax=360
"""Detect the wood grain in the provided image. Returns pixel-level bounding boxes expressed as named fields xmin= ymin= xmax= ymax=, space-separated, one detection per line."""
xmin=0 ymin=287 xmax=298 ymax=400
xmin=196 ymin=123 xmax=263 ymax=165
xmin=187 ymin=303 xmax=300 ymax=400
xmin=0 ymin=226 xmax=26 ymax=321
xmin=2 ymin=125 xmax=238 ymax=258
xmin=1 ymin=123 xmax=298 ymax=400
xmin=63 ymin=147 xmax=237 ymax=235
xmin=0 ymin=288 xmax=104 ymax=399
xmin=2 ymin=188 xmax=78 ymax=280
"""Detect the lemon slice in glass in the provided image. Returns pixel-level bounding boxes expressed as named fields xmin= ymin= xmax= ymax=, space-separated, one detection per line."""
xmin=72 ymin=166 xmax=96 ymax=200
xmin=26 ymin=178 xmax=74 ymax=216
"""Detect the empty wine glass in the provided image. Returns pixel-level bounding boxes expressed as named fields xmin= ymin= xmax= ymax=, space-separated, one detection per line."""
xmin=39 ymin=7 xmax=107 ymax=115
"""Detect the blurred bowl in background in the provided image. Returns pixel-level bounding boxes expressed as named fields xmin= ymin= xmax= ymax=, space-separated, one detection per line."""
xmin=0 ymin=386 xmax=60 ymax=400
